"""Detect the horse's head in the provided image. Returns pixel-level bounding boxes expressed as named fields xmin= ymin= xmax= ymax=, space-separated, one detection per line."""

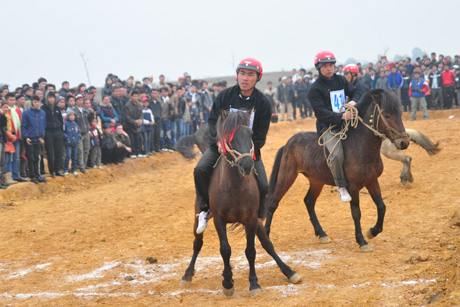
xmin=217 ymin=110 xmax=255 ymax=176
xmin=364 ymin=90 xmax=410 ymax=150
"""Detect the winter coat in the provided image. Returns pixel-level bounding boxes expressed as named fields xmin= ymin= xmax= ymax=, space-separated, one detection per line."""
xmin=72 ymin=106 xmax=90 ymax=134
xmin=409 ymin=78 xmax=429 ymax=98
xmin=4 ymin=112 xmax=16 ymax=153
xmin=101 ymin=132 xmax=117 ymax=151
xmin=277 ymin=83 xmax=294 ymax=103
xmin=309 ymin=73 xmax=361 ymax=135
xmin=208 ymin=84 xmax=272 ymax=159
xmin=63 ymin=120 xmax=81 ymax=146
xmin=123 ymin=99 xmax=143 ymax=133
xmin=141 ymin=107 xmax=154 ymax=132
xmin=6 ymin=106 xmax=22 ymax=139
xmin=42 ymin=94 xmax=64 ymax=136
xmin=110 ymin=96 xmax=125 ymax=124
xmin=149 ymin=98 xmax=162 ymax=123
xmin=100 ymin=104 xmax=118 ymax=123
xmin=21 ymin=107 xmax=46 ymax=140
xmin=89 ymin=126 xmax=101 ymax=149
xmin=0 ymin=114 xmax=7 ymax=143
xmin=388 ymin=71 xmax=403 ymax=89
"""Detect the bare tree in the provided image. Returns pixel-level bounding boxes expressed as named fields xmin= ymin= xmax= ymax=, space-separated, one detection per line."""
xmin=80 ymin=52 xmax=91 ymax=86
xmin=230 ymin=50 xmax=236 ymax=71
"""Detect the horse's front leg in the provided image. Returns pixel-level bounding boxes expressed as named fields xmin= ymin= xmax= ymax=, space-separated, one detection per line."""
xmin=245 ymin=219 xmax=261 ymax=297
xmin=349 ymin=189 xmax=372 ymax=252
xmin=213 ymin=215 xmax=234 ymax=296
xmin=365 ymin=180 xmax=386 ymax=240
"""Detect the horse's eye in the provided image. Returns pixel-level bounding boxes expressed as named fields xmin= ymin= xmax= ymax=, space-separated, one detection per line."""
xmin=384 ymin=114 xmax=391 ymax=119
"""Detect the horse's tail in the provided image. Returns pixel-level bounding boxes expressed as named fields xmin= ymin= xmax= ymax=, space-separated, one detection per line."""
xmin=268 ymin=145 xmax=286 ymax=194
xmin=406 ymin=129 xmax=441 ymax=156
xmin=264 ymin=145 xmax=286 ymax=220
xmin=175 ymin=135 xmax=197 ymax=159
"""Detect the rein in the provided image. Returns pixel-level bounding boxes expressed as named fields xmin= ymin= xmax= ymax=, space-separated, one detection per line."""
xmin=318 ymin=95 xmax=408 ymax=162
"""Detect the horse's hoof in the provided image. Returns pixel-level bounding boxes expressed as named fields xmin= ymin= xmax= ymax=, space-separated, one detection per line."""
xmin=319 ymin=236 xmax=331 ymax=244
xmin=180 ymin=279 xmax=192 ymax=288
xmin=366 ymin=229 xmax=375 ymax=240
xmin=360 ymin=245 xmax=373 ymax=252
xmin=222 ymin=286 xmax=235 ymax=296
xmin=250 ymin=288 xmax=262 ymax=298
xmin=288 ymin=273 xmax=302 ymax=284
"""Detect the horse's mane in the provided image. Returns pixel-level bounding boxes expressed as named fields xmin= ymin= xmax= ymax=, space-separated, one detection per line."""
xmin=216 ymin=110 xmax=251 ymax=140
xmin=357 ymin=89 xmax=402 ymax=117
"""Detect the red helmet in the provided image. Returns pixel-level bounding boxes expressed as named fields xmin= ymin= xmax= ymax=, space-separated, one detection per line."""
xmin=314 ymin=51 xmax=336 ymax=69
xmin=236 ymin=58 xmax=263 ymax=81
xmin=343 ymin=64 xmax=359 ymax=75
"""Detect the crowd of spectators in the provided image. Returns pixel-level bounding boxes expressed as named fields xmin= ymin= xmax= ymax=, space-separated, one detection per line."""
xmin=0 ymin=50 xmax=458 ymax=188
xmin=266 ymin=51 xmax=460 ymax=122
xmin=0 ymin=73 xmax=227 ymax=187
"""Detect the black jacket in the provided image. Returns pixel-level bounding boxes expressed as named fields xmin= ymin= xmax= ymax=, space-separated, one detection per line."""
xmin=0 ymin=114 xmax=7 ymax=143
xmin=149 ymin=98 xmax=162 ymax=123
xmin=309 ymin=73 xmax=361 ymax=135
xmin=101 ymin=132 xmax=117 ymax=151
xmin=110 ymin=96 xmax=125 ymax=124
xmin=41 ymin=104 xmax=63 ymax=135
xmin=208 ymin=84 xmax=271 ymax=159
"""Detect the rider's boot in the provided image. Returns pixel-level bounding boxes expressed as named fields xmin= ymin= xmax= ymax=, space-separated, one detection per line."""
xmin=338 ymin=187 xmax=352 ymax=202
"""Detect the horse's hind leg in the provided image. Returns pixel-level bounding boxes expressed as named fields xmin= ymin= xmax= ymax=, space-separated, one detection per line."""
xmin=245 ymin=219 xmax=261 ymax=297
xmin=365 ymin=180 xmax=386 ymax=241
xmin=181 ymin=205 xmax=204 ymax=287
xmin=381 ymin=140 xmax=413 ymax=184
xmin=400 ymin=155 xmax=414 ymax=184
xmin=256 ymin=220 xmax=301 ymax=284
xmin=213 ymin=216 xmax=234 ymax=296
xmin=303 ymin=181 xmax=329 ymax=243
xmin=265 ymin=167 xmax=299 ymax=238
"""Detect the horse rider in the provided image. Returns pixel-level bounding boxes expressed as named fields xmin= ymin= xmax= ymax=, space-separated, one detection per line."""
xmin=308 ymin=51 xmax=362 ymax=202
xmin=194 ymin=57 xmax=272 ymax=234
xmin=343 ymin=64 xmax=369 ymax=96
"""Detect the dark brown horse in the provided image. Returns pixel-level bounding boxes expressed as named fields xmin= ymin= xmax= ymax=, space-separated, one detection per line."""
xmin=264 ymin=89 xmax=410 ymax=252
xmin=181 ymin=111 xmax=300 ymax=297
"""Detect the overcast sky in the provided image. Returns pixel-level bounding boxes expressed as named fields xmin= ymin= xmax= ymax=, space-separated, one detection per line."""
xmin=1 ymin=0 xmax=457 ymax=89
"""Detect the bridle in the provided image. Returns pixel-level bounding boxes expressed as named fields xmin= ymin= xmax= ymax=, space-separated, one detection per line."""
xmin=362 ymin=95 xmax=409 ymax=142
xmin=215 ymin=126 xmax=255 ymax=168
xmin=319 ymin=94 xmax=408 ymax=162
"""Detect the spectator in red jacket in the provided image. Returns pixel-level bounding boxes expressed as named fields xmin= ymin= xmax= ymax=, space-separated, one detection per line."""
xmin=441 ymin=65 xmax=455 ymax=109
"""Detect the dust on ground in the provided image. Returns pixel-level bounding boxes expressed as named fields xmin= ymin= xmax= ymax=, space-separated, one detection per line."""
xmin=1 ymin=109 xmax=460 ymax=306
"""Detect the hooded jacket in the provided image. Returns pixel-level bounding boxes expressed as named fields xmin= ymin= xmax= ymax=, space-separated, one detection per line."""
xmin=64 ymin=119 xmax=81 ymax=146
xmin=41 ymin=92 xmax=63 ymax=135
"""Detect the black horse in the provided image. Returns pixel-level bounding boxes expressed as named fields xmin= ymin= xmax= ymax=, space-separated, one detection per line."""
xmin=181 ymin=111 xmax=300 ymax=297
xmin=264 ymin=90 xmax=410 ymax=252
xmin=175 ymin=123 xmax=211 ymax=159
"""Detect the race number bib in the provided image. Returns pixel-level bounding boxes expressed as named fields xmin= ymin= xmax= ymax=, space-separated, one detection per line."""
xmin=330 ymin=89 xmax=345 ymax=113
xmin=229 ymin=108 xmax=255 ymax=130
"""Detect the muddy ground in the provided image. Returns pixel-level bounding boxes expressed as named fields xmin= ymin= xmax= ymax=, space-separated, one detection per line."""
xmin=1 ymin=109 xmax=460 ymax=306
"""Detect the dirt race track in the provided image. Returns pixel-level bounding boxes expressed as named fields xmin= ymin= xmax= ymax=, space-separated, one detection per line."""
xmin=1 ymin=109 xmax=460 ymax=306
